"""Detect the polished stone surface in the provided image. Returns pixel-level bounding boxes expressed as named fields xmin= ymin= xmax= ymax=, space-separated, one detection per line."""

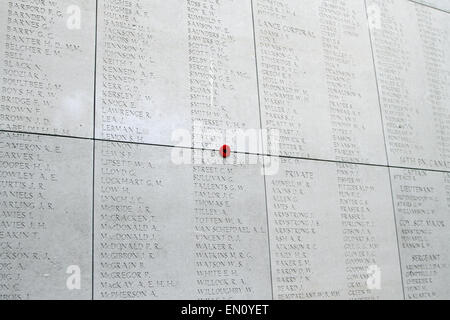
xmin=95 ymin=0 xmax=261 ymax=153
xmin=0 ymin=132 xmax=92 ymax=300
xmin=265 ymin=158 xmax=404 ymax=300
xmin=94 ymin=142 xmax=271 ymax=299
xmin=369 ymin=0 xmax=450 ymax=170
xmin=0 ymin=0 xmax=96 ymax=138
xmin=253 ymin=0 xmax=387 ymax=165
xmin=0 ymin=0 xmax=449 ymax=300
xmin=390 ymin=168 xmax=450 ymax=299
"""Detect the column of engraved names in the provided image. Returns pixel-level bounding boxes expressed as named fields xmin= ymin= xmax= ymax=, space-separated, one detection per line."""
xmin=193 ymin=152 xmax=270 ymax=299
xmin=391 ymin=169 xmax=450 ymax=299
xmin=95 ymin=142 xmax=175 ymax=299
xmin=318 ymin=2 xmax=366 ymax=163
xmin=0 ymin=0 xmax=94 ymax=137
xmin=187 ymin=0 xmax=255 ymax=149
xmin=336 ymin=163 xmax=379 ymax=299
xmin=416 ymin=6 xmax=450 ymax=162
xmin=254 ymin=0 xmax=313 ymax=157
xmin=0 ymin=133 xmax=56 ymax=299
xmin=369 ymin=0 xmax=412 ymax=162
xmin=97 ymin=0 xmax=152 ymax=142
xmin=97 ymin=0 xmax=258 ymax=149
xmin=0 ymin=132 xmax=91 ymax=299
xmin=267 ymin=159 xmax=324 ymax=300
xmin=370 ymin=0 xmax=450 ymax=169
xmin=254 ymin=0 xmax=386 ymax=162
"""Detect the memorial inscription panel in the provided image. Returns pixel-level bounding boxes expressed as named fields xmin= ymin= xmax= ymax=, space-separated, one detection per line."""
xmin=265 ymin=158 xmax=403 ymax=300
xmin=96 ymin=0 xmax=261 ymax=152
xmin=0 ymin=132 xmax=92 ymax=300
xmin=390 ymin=168 xmax=450 ymax=299
xmin=370 ymin=0 xmax=450 ymax=170
xmin=94 ymin=142 xmax=271 ymax=299
xmin=253 ymin=0 xmax=387 ymax=165
xmin=0 ymin=0 xmax=95 ymax=138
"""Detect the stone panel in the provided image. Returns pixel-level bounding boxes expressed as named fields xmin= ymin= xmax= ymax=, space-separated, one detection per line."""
xmin=0 ymin=132 xmax=93 ymax=300
xmin=413 ymin=0 xmax=450 ymax=12
xmin=0 ymin=0 xmax=96 ymax=137
xmin=390 ymin=167 xmax=450 ymax=299
xmin=265 ymin=158 xmax=403 ymax=299
xmin=94 ymin=142 xmax=271 ymax=299
xmin=253 ymin=0 xmax=387 ymax=165
xmin=96 ymin=0 xmax=261 ymax=153
xmin=369 ymin=0 xmax=450 ymax=170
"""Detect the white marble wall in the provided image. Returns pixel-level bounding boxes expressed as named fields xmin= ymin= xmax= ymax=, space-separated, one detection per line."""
xmin=0 ymin=0 xmax=449 ymax=300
